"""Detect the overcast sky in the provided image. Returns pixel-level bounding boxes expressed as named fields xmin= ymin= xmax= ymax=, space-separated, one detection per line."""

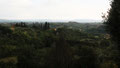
xmin=0 ymin=0 xmax=110 ymax=20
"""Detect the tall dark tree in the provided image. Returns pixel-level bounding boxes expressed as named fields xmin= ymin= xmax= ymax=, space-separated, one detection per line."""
xmin=49 ymin=29 xmax=73 ymax=68
xmin=44 ymin=22 xmax=50 ymax=30
xmin=105 ymin=0 xmax=120 ymax=49
xmin=43 ymin=22 xmax=47 ymax=30
xmin=105 ymin=0 xmax=120 ymax=66
xmin=47 ymin=23 xmax=50 ymax=29
xmin=40 ymin=23 xmax=43 ymax=29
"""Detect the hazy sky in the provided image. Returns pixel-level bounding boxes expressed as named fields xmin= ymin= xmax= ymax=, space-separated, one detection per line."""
xmin=0 ymin=0 xmax=110 ymax=20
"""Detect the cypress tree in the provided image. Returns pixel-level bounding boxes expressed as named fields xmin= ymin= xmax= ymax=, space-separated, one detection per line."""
xmin=105 ymin=0 xmax=120 ymax=66
xmin=49 ymin=29 xmax=73 ymax=68
xmin=105 ymin=0 xmax=120 ymax=49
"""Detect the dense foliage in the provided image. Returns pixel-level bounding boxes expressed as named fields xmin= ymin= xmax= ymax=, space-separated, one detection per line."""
xmin=0 ymin=22 xmax=118 ymax=68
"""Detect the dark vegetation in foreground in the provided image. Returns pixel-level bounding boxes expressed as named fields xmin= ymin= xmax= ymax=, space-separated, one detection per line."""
xmin=0 ymin=22 xmax=118 ymax=68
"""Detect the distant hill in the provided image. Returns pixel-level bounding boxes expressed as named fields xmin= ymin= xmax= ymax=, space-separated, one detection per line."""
xmin=0 ymin=19 xmax=21 ymax=23
xmin=72 ymin=19 xmax=102 ymax=23
xmin=0 ymin=19 xmax=102 ymax=23
xmin=0 ymin=19 xmax=12 ymax=23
